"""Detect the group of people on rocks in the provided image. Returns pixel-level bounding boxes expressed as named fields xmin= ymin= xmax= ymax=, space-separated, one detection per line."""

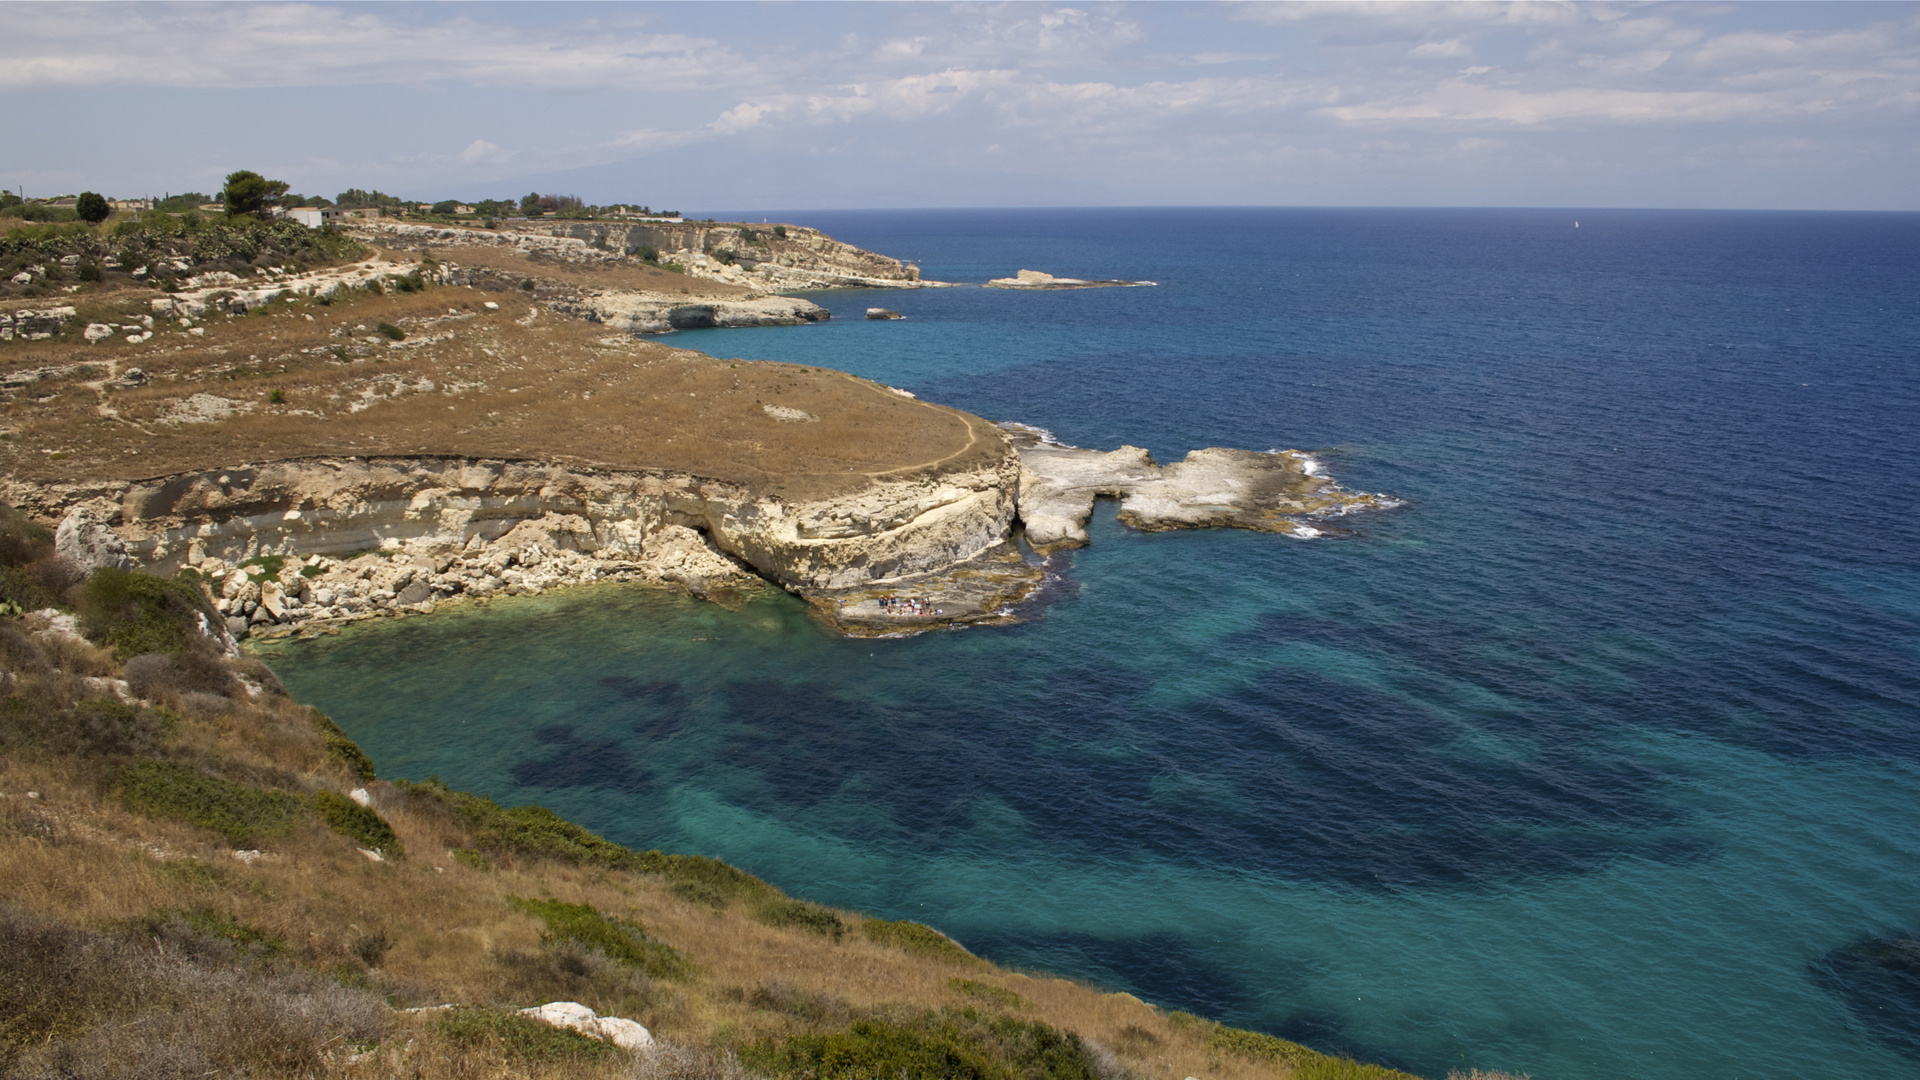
xmin=879 ymin=595 xmax=940 ymax=616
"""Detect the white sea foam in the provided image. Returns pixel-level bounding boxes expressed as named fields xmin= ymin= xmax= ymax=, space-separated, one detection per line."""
xmin=997 ymin=421 xmax=1077 ymax=449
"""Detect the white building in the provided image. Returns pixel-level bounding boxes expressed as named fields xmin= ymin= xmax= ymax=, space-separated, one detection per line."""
xmin=285 ymin=207 xmax=342 ymax=228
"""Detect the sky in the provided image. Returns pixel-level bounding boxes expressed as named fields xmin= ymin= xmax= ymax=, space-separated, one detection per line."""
xmin=2 ymin=1 xmax=1916 ymax=212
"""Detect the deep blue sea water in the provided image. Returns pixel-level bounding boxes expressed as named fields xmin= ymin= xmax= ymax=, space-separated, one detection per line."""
xmin=261 ymin=208 xmax=1920 ymax=1079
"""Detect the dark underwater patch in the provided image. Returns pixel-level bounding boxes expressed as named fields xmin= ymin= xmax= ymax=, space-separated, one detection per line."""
xmin=1811 ymin=933 xmax=1920 ymax=1059
xmin=510 ymin=726 xmax=648 ymax=791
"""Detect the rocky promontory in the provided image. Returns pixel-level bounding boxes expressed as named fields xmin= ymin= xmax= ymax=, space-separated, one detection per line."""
xmin=1004 ymin=425 xmax=1400 ymax=551
xmin=3 ymin=222 xmax=1397 ymax=639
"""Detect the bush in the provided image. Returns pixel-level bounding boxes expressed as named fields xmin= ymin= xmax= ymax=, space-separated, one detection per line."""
xmin=947 ymin=978 xmax=1023 ymax=1010
xmin=751 ymin=895 xmax=845 ymax=941
xmin=121 ymin=650 xmax=236 ymax=699
xmin=773 ymin=224 xmax=787 ymax=238
xmin=744 ymin=1011 xmax=1098 ymax=1080
xmin=313 ymin=789 xmax=402 ymax=856
xmin=1167 ymin=1011 xmax=1418 ymax=1079
xmin=308 ymin=708 xmax=375 ymax=780
xmin=116 ymin=759 xmax=309 ymax=845
xmin=637 ymin=244 xmax=659 ymax=263
xmin=0 ymin=908 xmax=384 ymax=1077
xmin=375 ymin=322 xmax=405 ymax=341
xmin=0 ymin=695 xmax=172 ymax=758
xmin=74 ymin=567 xmax=219 ymax=659
xmin=0 ymin=503 xmax=53 ymax=568
xmin=75 ymin=192 xmax=110 ymax=224
xmin=136 ymin=907 xmax=287 ymax=961
xmin=865 ymin=919 xmax=976 ymax=963
xmin=510 ymin=897 xmax=690 ymax=979
xmin=401 ymin=778 xmax=779 ymax=897
xmin=436 ymin=1007 xmax=617 ymax=1062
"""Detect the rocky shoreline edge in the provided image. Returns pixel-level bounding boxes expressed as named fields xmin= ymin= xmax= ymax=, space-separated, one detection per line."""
xmin=23 ymin=420 xmax=1399 ymax=644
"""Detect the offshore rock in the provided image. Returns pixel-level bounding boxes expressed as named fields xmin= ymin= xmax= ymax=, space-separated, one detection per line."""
xmin=984 ymin=269 xmax=1155 ymax=290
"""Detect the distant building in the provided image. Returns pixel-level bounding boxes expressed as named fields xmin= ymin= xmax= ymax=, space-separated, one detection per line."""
xmin=110 ymin=199 xmax=152 ymax=211
xmin=455 ymin=204 xmax=474 ymax=215
xmin=285 ymin=207 xmax=343 ymax=228
xmin=197 ymin=203 xmax=224 ymax=212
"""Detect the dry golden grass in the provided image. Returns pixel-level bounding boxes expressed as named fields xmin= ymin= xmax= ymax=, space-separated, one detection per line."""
xmin=1 ymin=267 xmax=1001 ymax=502
xmin=424 ymin=241 xmax=757 ymax=298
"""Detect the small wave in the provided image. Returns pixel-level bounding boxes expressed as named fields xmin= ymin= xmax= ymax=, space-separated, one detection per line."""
xmin=997 ymin=421 xmax=1077 ymax=449
xmin=1291 ymin=524 xmax=1323 ymax=538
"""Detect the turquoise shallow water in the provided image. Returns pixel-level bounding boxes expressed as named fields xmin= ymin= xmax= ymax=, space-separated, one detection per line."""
xmin=262 ymin=208 xmax=1920 ymax=1079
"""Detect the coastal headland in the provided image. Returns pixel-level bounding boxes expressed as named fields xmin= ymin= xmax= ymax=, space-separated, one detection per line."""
xmin=2 ymin=218 xmax=1396 ymax=640
xmin=0 ymin=213 xmax=1433 ymax=1080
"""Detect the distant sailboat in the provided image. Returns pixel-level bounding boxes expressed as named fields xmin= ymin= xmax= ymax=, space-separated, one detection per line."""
xmin=1575 ymin=221 xmax=1581 ymax=228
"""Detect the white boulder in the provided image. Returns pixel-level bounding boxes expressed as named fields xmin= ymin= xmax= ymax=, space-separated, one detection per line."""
xmin=83 ymin=323 xmax=115 ymax=343
xmin=54 ymin=507 xmax=131 ymax=571
xmin=520 ymin=1001 xmax=652 ymax=1051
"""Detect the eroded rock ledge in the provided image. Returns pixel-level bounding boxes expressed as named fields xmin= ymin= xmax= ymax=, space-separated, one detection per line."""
xmin=15 ymin=427 xmax=1399 ymax=640
xmin=1002 ymin=424 xmax=1401 ymax=551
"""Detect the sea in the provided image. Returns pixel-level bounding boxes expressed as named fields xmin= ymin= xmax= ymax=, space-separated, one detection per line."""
xmin=259 ymin=207 xmax=1920 ymax=1079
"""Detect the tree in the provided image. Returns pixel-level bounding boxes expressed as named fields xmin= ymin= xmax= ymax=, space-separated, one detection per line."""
xmin=223 ymin=170 xmax=290 ymax=219
xmin=75 ymin=192 xmax=110 ymax=223
xmin=520 ymin=191 xmax=543 ymax=215
xmin=430 ymin=200 xmax=459 ymax=215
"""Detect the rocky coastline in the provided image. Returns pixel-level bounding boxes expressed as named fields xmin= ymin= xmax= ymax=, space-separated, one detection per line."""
xmin=23 ymin=417 xmax=1401 ymax=643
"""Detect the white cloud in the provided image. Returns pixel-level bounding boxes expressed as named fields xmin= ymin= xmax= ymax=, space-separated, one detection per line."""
xmin=458 ymin=140 xmax=511 ymax=166
xmin=1409 ymin=38 xmax=1471 ymax=59
xmin=0 ymin=3 xmax=747 ymax=90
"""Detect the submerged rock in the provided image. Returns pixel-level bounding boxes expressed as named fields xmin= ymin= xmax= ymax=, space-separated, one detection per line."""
xmin=866 ymin=308 xmax=903 ymax=320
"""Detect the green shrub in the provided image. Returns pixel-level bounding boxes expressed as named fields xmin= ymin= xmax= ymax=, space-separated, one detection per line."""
xmin=0 ymin=503 xmax=53 ymax=569
xmin=313 ymin=790 xmax=402 ymax=856
xmin=307 ymin=709 xmax=375 ymax=781
xmin=137 ymin=907 xmax=287 ymax=960
xmin=751 ymin=895 xmax=845 ymax=941
xmin=947 ymin=978 xmax=1022 ymax=1010
xmin=744 ymin=1010 xmax=1096 ymax=1080
xmin=865 ymin=919 xmax=976 ymax=964
xmin=519 ymin=278 xmax=535 ymax=291
xmin=375 ymin=322 xmax=405 ymax=341
xmin=509 ymin=897 xmax=691 ymax=979
xmin=0 ymin=695 xmax=173 ymax=758
xmin=237 ymin=553 xmax=286 ymax=579
xmin=450 ymin=846 xmax=492 ymax=872
xmin=401 ymin=778 xmax=782 ymax=898
xmin=1168 ymin=1011 xmax=1419 ymax=1079
xmin=116 ymin=759 xmax=308 ymax=845
xmin=74 ymin=567 xmax=218 ymax=659
xmin=435 ymin=1007 xmax=617 ymax=1062
xmin=389 ymin=271 xmax=425 ymax=294
xmin=636 ymin=244 xmax=659 ymax=263
xmin=773 ymin=224 xmax=787 ymax=238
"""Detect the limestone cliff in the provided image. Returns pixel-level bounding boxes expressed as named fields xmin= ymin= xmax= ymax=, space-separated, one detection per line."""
xmin=355 ymin=219 xmax=939 ymax=291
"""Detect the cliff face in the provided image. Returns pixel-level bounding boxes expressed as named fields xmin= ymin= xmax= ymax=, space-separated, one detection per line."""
xmin=20 ymin=444 xmax=1029 ymax=638
xmin=356 ymin=220 xmax=936 ymax=290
